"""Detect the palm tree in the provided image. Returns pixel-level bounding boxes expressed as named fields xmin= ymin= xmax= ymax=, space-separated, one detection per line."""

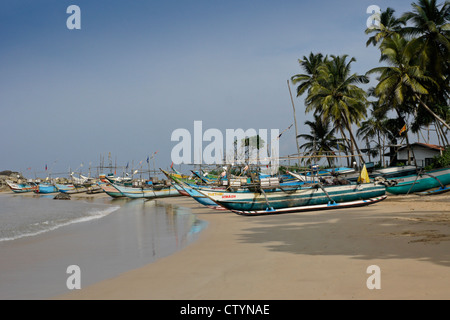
xmin=401 ymin=0 xmax=450 ymax=81
xmin=365 ymin=7 xmax=406 ymax=47
xmin=357 ymin=105 xmax=388 ymax=166
xmin=291 ymin=52 xmax=326 ymax=97
xmin=401 ymin=0 xmax=450 ymax=133
xmin=298 ymin=115 xmax=343 ymax=167
xmin=305 ymin=55 xmax=369 ymax=164
xmin=367 ymin=33 xmax=450 ymax=131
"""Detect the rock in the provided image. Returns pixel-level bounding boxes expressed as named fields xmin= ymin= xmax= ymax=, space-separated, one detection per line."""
xmin=54 ymin=192 xmax=71 ymax=200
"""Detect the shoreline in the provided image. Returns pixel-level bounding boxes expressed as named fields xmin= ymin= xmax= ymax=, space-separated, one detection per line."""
xmin=53 ymin=192 xmax=450 ymax=300
xmin=0 ymin=190 xmax=205 ymax=299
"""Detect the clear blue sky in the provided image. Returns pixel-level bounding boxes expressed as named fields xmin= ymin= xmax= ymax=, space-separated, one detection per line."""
xmin=0 ymin=0 xmax=416 ymax=176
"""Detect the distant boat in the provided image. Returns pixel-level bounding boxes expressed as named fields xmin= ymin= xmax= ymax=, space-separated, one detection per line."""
xmin=70 ymin=172 xmax=94 ymax=185
xmin=372 ymin=165 xmax=419 ymax=179
xmin=196 ymin=182 xmax=387 ymax=215
xmin=171 ymin=182 xmax=190 ymax=197
xmin=97 ymin=181 xmax=124 ymax=198
xmin=110 ymin=183 xmax=180 ymax=199
xmin=175 ymin=179 xmax=227 ymax=210
xmin=384 ymin=167 xmax=450 ymax=195
xmin=160 ymin=169 xmax=227 ymax=209
xmin=35 ymin=183 xmax=58 ymax=194
xmin=5 ymin=180 xmax=37 ymax=193
xmin=55 ymin=183 xmax=89 ymax=194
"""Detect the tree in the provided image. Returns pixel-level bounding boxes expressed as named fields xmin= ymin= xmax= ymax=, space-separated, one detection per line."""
xmin=297 ymin=115 xmax=343 ymax=167
xmin=367 ymin=33 xmax=450 ymax=131
xmin=357 ymin=105 xmax=387 ymax=165
xmin=365 ymin=7 xmax=406 ymax=47
xmin=240 ymin=135 xmax=265 ymax=164
xmin=305 ymin=55 xmax=369 ymax=164
xmin=291 ymin=52 xmax=326 ymax=97
xmin=401 ymin=0 xmax=450 ymax=83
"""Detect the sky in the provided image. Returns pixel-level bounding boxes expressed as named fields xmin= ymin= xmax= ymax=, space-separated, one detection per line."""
xmin=0 ymin=0 xmax=422 ymax=177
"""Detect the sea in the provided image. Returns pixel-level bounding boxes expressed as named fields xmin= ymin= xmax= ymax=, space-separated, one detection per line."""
xmin=0 ymin=192 xmax=207 ymax=300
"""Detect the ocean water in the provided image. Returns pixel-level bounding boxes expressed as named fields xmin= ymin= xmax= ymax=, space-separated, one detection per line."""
xmin=0 ymin=194 xmax=120 ymax=242
xmin=0 ymin=193 xmax=207 ymax=299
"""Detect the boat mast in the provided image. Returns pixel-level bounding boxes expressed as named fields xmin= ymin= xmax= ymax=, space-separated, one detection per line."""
xmin=287 ymin=80 xmax=300 ymax=160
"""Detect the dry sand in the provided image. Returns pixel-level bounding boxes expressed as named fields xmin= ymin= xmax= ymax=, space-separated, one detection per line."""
xmin=54 ymin=193 xmax=450 ymax=300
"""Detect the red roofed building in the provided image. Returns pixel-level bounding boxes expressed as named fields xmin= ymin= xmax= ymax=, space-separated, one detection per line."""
xmin=395 ymin=143 xmax=445 ymax=167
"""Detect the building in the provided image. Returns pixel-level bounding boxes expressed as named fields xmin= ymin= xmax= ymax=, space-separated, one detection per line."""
xmin=385 ymin=143 xmax=445 ymax=167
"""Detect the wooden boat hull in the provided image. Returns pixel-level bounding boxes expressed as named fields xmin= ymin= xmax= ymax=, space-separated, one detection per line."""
xmin=6 ymin=180 xmax=36 ymax=193
xmin=35 ymin=183 xmax=58 ymax=194
xmin=386 ymin=168 xmax=450 ymax=195
xmin=55 ymin=184 xmax=89 ymax=194
xmin=172 ymin=183 xmax=190 ymax=197
xmin=416 ymin=186 xmax=450 ymax=196
xmin=373 ymin=165 xmax=419 ymax=179
xmin=178 ymin=182 xmax=227 ymax=210
xmin=230 ymin=196 xmax=387 ymax=215
xmin=197 ymin=183 xmax=386 ymax=215
xmin=111 ymin=183 xmax=180 ymax=199
xmin=98 ymin=182 xmax=124 ymax=198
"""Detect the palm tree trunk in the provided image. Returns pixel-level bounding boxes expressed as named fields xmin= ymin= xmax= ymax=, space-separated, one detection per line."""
xmin=415 ymin=94 xmax=450 ymax=131
xmin=342 ymin=116 xmax=365 ymax=165
xmin=377 ymin=133 xmax=382 ymax=167
xmin=366 ymin=138 xmax=372 ymax=162
xmin=395 ymin=109 xmax=418 ymax=167
xmin=338 ymin=127 xmax=351 ymax=167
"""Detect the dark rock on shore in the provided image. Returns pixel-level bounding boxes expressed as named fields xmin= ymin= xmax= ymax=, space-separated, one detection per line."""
xmin=54 ymin=192 xmax=71 ymax=200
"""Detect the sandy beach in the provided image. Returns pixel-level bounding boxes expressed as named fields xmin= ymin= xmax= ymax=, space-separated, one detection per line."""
xmin=54 ymin=192 xmax=450 ymax=300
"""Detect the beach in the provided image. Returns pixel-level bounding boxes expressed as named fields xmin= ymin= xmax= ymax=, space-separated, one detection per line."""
xmin=0 ymin=191 xmax=206 ymax=300
xmin=54 ymin=192 xmax=450 ymax=300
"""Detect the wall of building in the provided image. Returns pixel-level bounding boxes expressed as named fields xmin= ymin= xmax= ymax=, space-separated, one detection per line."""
xmin=397 ymin=146 xmax=441 ymax=167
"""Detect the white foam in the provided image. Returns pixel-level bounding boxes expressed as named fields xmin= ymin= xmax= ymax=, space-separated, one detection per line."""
xmin=0 ymin=206 xmax=120 ymax=242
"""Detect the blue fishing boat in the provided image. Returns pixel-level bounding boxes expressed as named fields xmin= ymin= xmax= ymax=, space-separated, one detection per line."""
xmin=35 ymin=183 xmax=58 ymax=194
xmin=197 ymin=182 xmax=387 ymax=215
xmin=55 ymin=183 xmax=90 ymax=194
xmin=110 ymin=182 xmax=180 ymax=199
xmin=384 ymin=167 xmax=450 ymax=195
xmin=6 ymin=180 xmax=37 ymax=193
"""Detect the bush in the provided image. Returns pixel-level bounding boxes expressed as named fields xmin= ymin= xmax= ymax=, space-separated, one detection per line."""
xmin=432 ymin=147 xmax=450 ymax=169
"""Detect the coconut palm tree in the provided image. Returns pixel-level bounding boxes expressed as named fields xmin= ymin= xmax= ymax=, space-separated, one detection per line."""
xmin=357 ymin=105 xmax=388 ymax=166
xmin=290 ymin=52 xmax=327 ymax=97
xmin=401 ymin=0 xmax=450 ymax=131
xmin=401 ymin=0 xmax=450 ymax=80
xmin=305 ymin=55 xmax=369 ymax=164
xmin=298 ymin=115 xmax=343 ymax=166
xmin=365 ymin=7 xmax=407 ymax=47
xmin=367 ymin=33 xmax=450 ymax=131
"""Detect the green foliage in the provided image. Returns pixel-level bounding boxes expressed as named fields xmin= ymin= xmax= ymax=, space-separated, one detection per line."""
xmin=430 ymin=147 xmax=450 ymax=169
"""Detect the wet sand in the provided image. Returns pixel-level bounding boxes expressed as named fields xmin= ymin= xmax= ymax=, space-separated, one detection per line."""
xmin=55 ymin=193 xmax=450 ymax=300
xmin=0 ymin=191 xmax=205 ymax=300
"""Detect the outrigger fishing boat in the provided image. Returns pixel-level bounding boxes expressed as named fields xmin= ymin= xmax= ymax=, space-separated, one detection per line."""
xmin=109 ymin=181 xmax=180 ymax=199
xmin=97 ymin=181 xmax=125 ymax=198
xmin=161 ymin=170 xmax=226 ymax=209
xmin=163 ymin=164 xmax=386 ymax=215
xmin=35 ymin=182 xmax=58 ymax=194
xmin=196 ymin=180 xmax=387 ymax=215
xmin=5 ymin=180 xmax=37 ymax=193
xmin=382 ymin=167 xmax=450 ymax=195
